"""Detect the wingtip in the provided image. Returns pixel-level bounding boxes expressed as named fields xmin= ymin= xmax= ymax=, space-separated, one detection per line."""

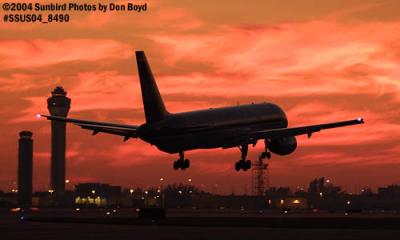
xmin=357 ymin=117 xmax=364 ymax=123
xmin=36 ymin=114 xmax=42 ymax=119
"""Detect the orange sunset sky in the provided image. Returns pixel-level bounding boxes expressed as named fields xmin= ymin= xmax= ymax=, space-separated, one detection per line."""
xmin=0 ymin=0 xmax=399 ymax=194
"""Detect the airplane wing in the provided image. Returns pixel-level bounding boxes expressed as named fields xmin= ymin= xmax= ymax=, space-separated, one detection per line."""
xmin=251 ymin=118 xmax=364 ymax=140
xmin=38 ymin=114 xmax=139 ymax=141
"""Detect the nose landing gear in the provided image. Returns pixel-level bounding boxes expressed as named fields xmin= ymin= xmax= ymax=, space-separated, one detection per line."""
xmin=173 ymin=151 xmax=190 ymax=170
xmin=260 ymin=139 xmax=272 ymax=160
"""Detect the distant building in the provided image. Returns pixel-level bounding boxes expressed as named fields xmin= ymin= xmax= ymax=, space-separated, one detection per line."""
xmin=74 ymin=183 xmax=121 ymax=207
xmin=32 ymin=191 xmax=74 ymax=207
xmin=32 ymin=192 xmax=52 ymax=207
xmin=280 ymin=197 xmax=308 ymax=210
xmin=0 ymin=192 xmax=17 ymax=207
xmin=17 ymin=131 xmax=33 ymax=207
xmin=378 ymin=185 xmax=400 ymax=198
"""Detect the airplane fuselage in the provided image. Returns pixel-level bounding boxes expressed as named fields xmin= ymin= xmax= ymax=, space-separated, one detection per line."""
xmin=138 ymin=102 xmax=288 ymax=153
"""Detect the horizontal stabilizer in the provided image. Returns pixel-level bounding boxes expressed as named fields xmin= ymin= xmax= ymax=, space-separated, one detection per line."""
xmin=38 ymin=114 xmax=139 ymax=139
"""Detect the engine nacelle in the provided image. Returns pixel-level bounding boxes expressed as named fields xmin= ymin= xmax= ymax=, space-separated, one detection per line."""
xmin=267 ymin=136 xmax=297 ymax=155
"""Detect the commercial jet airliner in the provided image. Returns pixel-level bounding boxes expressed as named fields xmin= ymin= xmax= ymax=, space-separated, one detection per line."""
xmin=39 ymin=51 xmax=364 ymax=171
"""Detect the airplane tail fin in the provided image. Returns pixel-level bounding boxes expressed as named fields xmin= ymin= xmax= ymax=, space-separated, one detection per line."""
xmin=135 ymin=51 xmax=169 ymax=123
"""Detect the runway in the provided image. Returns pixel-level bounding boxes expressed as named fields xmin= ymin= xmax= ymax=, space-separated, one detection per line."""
xmin=3 ymin=209 xmax=400 ymax=240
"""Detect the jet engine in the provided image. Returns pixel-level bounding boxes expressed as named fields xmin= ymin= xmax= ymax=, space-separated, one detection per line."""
xmin=267 ymin=136 xmax=297 ymax=155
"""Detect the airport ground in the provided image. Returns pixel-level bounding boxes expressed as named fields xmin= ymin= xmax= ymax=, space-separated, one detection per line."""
xmin=2 ymin=208 xmax=400 ymax=240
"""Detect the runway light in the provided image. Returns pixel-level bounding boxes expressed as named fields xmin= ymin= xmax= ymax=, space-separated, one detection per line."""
xmin=10 ymin=208 xmax=21 ymax=212
xmin=106 ymin=211 xmax=111 ymax=215
xmin=91 ymin=190 xmax=95 ymax=194
xmin=347 ymin=201 xmax=351 ymax=205
xmin=48 ymin=189 xmax=54 ymax=194
xmin=113 ymin=209 xmax=117 ymax=213
xmin=129 ymin=189 xmax=134 ymax=194
xmin=292 ymin=199 xmax=301 ymax=204
xmin=65 ymin=179 xmax=70 ymax=183
xmin=75 ymin=208 xmax=80 ymax=211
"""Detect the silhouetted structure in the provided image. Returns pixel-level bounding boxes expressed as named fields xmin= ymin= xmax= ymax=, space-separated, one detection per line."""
xmin=47 ymin=87 xmax=70 ymax=199
xmin=17 ymin=131 xmax=33 ymax=207
xmin=75 ymin=183 xmax=121 ymax=207
xmin=252 ymin=157 xmax=269 ymax=196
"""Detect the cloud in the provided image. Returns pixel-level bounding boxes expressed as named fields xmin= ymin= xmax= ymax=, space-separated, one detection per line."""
xmin=0 ymin=39 xmax=131 ymax=70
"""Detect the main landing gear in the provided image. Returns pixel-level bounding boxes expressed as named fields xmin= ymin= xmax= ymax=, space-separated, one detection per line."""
xmin=235 ymin=141 xmax=272 ymax=171
xmin=260 ymin=139 xmax=272 ymax=160
xmin=260 ymin=150 xmax=271 ymax=160
xmin=235 ymin=145 xmax=251 ymax=171
xmin=173 ymin=151 xmax=190 ymax=170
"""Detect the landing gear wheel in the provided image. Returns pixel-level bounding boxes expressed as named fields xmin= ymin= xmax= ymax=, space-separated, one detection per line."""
xmin=184 ymin=159 xmax=190 ymax=169
xmin=260 ymin=151 xmax=271 ymax=159
xmin=235 ymin=162 xmax=241 ymax=171
xmin=173 ymin=152 xmax=190 ymax=170
xmin=173 ymin=160 xmax=180 ymax=170
xmin=235 ymin=160 xmax=252 ymax=171
xmin=244 ymin=160 xmax=251 ymax=170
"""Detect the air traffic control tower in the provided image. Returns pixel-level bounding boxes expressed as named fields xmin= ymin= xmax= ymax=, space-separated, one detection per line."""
xmin=18 ymin=131 xmax=33 ymax=207
xmin=47 ymin=86 xmax=70 ymax=197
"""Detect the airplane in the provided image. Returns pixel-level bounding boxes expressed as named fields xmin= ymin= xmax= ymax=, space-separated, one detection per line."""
xmin=39 ymin=51 xmax=364 ymax=171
